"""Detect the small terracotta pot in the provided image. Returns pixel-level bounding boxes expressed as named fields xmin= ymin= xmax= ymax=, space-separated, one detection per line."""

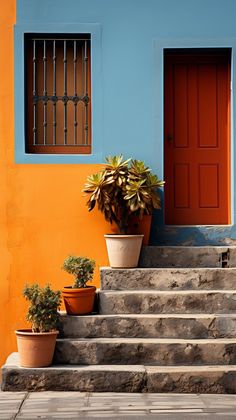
xmin=104 ymin=234 xmax=143 ymax=268
xmin=62 ymin=286 xmax=96 ymax=315
xmin=16 ymin=329 xmax=58 ymax=368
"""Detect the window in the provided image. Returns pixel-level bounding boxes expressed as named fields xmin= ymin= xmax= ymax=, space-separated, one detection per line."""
xmin=25 ymin=34 xmax=91 ymax=154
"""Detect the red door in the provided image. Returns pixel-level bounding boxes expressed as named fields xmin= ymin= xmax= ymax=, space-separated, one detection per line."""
xmin=164 ymin=49 xmax=231 ymax=225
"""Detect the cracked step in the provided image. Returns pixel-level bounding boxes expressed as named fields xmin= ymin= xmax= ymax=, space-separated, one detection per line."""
xmin=139 ymin=246 xmax=236 ymax=268
xmin=101 ymin=267 xmax=236 ymax=290
xmin=98 ymin=290 xmax=236 ymax=314
xmin=3 ymin=353 xmax=236 ymax=393
xmin=59 ymin=313 xmax=236 ymax=339
xmin=54 ymin=337 xmax=236 ymax=365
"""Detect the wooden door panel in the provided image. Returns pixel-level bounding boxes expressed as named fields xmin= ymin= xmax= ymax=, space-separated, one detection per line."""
xmin=174 ymin=65 xmax=189 ymax=148
xmin=199 ymin=164 xmax=219 ymax=208
xmin=174 ymin=164 xmax=190 ymax=208
xmin=198 ymin=65 xmax=218 ymax=148
xmin=164 ymin=50 xmax=230 ymax=225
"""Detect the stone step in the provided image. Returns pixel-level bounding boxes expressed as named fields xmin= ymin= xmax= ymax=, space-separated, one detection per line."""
xmin=139 ymin=246 xmax=236 ymax=268
xmin=3 ymin=353 xmax=236 ymax=393
xmin=54 ymin=337 xmax=236 ymax=365
xmin=100 ymin=267 xmax=236 ymax=291
xmin=146 ymin=365 xmax=236 ymax=393
xmin=1 ymin=353 xmax=145 ymax=392
xmin=98 ymin=290 xmax=236 ymax=314
xmin=59 ymin=313 xmax=236 ymax=339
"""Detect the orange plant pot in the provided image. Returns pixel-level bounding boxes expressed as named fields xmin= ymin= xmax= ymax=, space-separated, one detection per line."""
xmin=62 ymin=286 xmax=96 ymax=315
xmin=16 ymin=329 xmax=58 ymax=368
xmin=110 ymin=215 xmax=152 ymax=246
xmin=127 ymin=214 xmax=152 ymax=246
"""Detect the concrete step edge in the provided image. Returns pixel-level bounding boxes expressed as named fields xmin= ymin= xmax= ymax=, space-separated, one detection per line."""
xmin=141 ymin=246 xmax=236 ymax=249
xmin=100 ymin=267 xmax=236 ymax=271
xmin=56 ymin=337 xmax=236 ymax=343
xmin=99 ymin=290 xmax=236 ymax=294
xmin=59 ymin=312 xmax=236 ymax=319
xmin=4 ymin=353 xmax=236 ymax=372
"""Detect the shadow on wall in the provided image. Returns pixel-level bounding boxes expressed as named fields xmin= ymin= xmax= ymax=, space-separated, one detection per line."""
xmin=150 ymin=191 xmax=236 ymax=246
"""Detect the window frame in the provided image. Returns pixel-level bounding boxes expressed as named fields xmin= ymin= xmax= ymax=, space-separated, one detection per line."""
xmin=14 ymin=23 xmax=103 ymax=163
xmin=25 ymin=34 xmax=92 ymax=155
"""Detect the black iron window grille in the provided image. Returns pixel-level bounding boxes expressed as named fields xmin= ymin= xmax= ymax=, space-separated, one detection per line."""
xmin=25 ymin=34 xmax=91 ymax=154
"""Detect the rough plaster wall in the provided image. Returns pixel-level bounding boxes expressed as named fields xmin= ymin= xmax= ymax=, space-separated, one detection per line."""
xmin=0 ymin=0 xmax=109 ymax=366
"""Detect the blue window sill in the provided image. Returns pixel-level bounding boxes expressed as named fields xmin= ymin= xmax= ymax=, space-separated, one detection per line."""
xmin=15 ymin=151 xmax=103 ymax=164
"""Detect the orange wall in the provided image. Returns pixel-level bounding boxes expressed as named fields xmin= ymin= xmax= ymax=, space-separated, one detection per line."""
xmin=0 ymin=1 xmax=108 ymax=367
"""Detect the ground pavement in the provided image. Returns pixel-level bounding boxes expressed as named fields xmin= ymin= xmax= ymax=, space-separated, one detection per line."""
xmin=0 ymin=392 xmax=236 ymax=419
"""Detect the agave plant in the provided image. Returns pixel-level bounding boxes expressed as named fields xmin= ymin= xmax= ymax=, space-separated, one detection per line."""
xmin=83 ymin=155 xmax=164 ymax=234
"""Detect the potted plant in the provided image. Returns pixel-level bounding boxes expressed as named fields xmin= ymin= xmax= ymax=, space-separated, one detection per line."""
xmin=62 ymin=255 xmax=96 ymax=315
xmin=16 ymin=283 xmax=61 ymax=368
xmin=83 ymin=155 xmax=164 ymax=268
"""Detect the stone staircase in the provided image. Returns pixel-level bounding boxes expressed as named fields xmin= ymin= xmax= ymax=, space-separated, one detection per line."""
xmin=2 ymin=246 xmax=236 ymax=393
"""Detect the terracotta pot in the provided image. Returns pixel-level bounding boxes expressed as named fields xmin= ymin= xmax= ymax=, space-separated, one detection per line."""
xmin=62 ymin=286 xmax=96 ymax=315
xmin=104 ymin=234 xmax=143 ymax=268
xmin=110 ymin=215 xmax=152 ymax=246
xmin=127 ymin=214 xmax=152 ymax=246
xmin=15 ymin=329 xmax=58 ymax=368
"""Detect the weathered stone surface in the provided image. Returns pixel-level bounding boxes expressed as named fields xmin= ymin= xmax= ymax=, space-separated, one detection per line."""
xmin=59 ymin=313 xmax=236 ymax=339
xmin=98 ymin=290 xmax=236 ymax=314
xmin=1 ymin=354 xmax=145 ymax=392
xmin=139 ymin=246 xmax=236 ymax=268
xmin=3 ymin=353 xmax=236 ymax=393
xmin=4 ymin=245 xmax=236 ymax=394
xmin=100 ymin=267 xmax=236 ymax=291
xmin=146 ymin=366 xmax=236 ymax=393
xmin=54 ymin=337 xmax=236 ymax=365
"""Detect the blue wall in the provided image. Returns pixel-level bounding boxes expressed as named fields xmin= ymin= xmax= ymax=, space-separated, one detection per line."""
xmin=16 ymin=0 xmax=236 ymax=244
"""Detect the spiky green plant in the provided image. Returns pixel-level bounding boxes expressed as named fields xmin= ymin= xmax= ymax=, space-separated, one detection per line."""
xmin=83 ymin=155 xmax=164 ymax=234
xmin=62 ymin=255 xmax=95 ymax=288
xmin=23 ymin=284 xmax=61 ymax=333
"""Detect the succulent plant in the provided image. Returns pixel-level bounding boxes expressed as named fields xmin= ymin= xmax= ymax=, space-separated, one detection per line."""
xmin=83 ymin=155 xmax=164 ymax=234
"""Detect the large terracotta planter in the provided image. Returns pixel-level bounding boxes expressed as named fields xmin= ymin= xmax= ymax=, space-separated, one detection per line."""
xmin=62 ymin=286 xmax=96 ymax=315
xmin=104 ymin=234 xmax=144 ymax=268
xmin=127 ymin=215 xmax=152 ymax=246
xmin=16 ymin=329 xmax=58 ymax=368
xmin=110 ymin=215 xmax=152 ymax=246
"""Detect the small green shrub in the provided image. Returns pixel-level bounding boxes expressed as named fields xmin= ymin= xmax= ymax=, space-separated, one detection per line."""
xmin=62 ymin=255 xmax=95 ymax=288
xmin=23 ymin=284 xmax=61 ymax=333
